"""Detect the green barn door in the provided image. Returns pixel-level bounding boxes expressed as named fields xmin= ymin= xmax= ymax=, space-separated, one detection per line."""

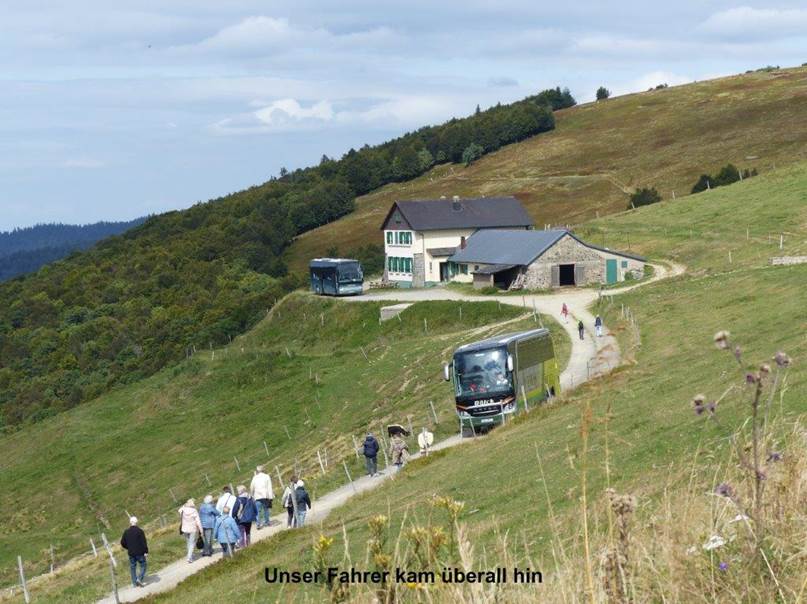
xmin=606 ymin=259 xmax=618 ymax=284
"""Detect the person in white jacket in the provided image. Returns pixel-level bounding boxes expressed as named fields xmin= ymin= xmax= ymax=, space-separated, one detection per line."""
xmin=250 ymin=465 xmax=274 ymax=529
xmin=216 ymin=486 xmax=237 ymax=518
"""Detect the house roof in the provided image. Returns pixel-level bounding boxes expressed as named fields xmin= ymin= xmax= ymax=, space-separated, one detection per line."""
xmin=380 ymin=196 xmax=532 ymax=231
xmin=449 ymin=229 xmax=646 ymax=265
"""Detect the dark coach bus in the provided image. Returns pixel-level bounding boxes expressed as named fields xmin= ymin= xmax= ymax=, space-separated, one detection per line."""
xmin=443 ymin=328 xmax=560 ymax=435
xmin=309 ymin=258 xmax=364 ymax=296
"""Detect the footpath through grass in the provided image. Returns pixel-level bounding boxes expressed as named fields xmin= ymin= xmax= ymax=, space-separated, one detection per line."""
xmin=0 ymin=296 xmax=546 ymax=597
xmin=150 ymin=163 xmax=807 ymax=603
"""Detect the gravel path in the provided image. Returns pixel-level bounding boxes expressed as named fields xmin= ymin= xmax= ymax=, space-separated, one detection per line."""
xmin=99 ymin=262 xmax=682 ymax=603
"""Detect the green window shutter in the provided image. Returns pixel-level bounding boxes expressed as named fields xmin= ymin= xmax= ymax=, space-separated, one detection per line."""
xmin=407 ymin=258 xmax=412 ymax=273
xmin=387 ymin=232 xmax=392 ymax=244
xmin=388 ymin=256 xmax=393 ymax=271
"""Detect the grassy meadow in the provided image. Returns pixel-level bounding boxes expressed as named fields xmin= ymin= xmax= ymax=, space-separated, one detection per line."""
xmin=1 ymin=296 xmax=577 ymax=599
xmin=144 ymin=163 xmax=806 ymax=602
xmin=287 ymin=65 xmax=807 ymax=272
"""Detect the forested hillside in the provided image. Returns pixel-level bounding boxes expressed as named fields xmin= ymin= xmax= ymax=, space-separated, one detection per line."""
xmin=0 ymin=219 xmax=147 ymax=281
xmin=0 ymin=90 xmax=565 ymax=426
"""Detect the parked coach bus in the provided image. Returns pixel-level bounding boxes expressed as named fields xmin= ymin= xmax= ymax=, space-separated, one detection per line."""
xmin=443 ymin=328 xmax=560 ymax=435
xmin=309 ymin=258 xmax=364 ymax=296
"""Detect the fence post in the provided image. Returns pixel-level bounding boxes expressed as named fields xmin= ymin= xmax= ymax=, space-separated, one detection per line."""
xmin=50 ymin=543 xmax=56 ymax=573
xmin=234 ymin=457 xmax=241 ymax=472
xmin=168 ymin=487 xmax=177 ymax=504
xmin=316 ymin=450 xmax=326 ymax=475
xmin=264 ymin=441 xmax=270 ymax=457
xmin=275 ymin=466 xmax=285 ymax=491
xmin=428 ymin=401 xmax=439 ymax=424
xmin=204 ymin=473 xmax=212 ymax=486
xmin=407 ymin=415 xmax=414 ymax=435
xmin=17 ymin=556 xmax=30 ymax=604
xmin=521 ymin=385 xmax=529 ymax=413
xmin=91 ymin=538 xmax=98 ymax=557
xmin=351 ymin=435 xmax=361 ymax=460
xmin=343 ymin=461 xmax=356 ymax=493
xmin=101 ymin=533 xmax=120 ymax=604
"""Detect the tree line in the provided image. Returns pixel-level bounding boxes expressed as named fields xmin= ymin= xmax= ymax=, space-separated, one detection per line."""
xmin=0 ymin=87 xmax=574 ymax=426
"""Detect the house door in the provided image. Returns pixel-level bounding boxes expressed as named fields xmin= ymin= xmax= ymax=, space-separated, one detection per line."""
xmin=605 ymin=259 xmax=618 ymax=284
xmin=559 ymin=264 xmax=575 ymax=286
xmin=439 ymin=262 xmax=449 ymax=282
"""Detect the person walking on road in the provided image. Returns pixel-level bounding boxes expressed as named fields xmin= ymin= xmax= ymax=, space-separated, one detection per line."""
xmin=281 ymin=476 xmax=297 ymax=527
xmin=216 ymin=486 xmax=237 ymax=517
xmin=418 ymin=427 xmax=434 ymax=456
xmin=578 ymin=320 xmax=585 ymax=341
xmin=390 ymin=434 xmax=409 ymax=471
xmin=561 ymin=303 xmax=569 ymax=323
xmin=198 ymin=495 xmax=220 ymax=557
xmin=214 ymin=507 xmax=240 ymax=557
xmin=178 ymin=499 xmax=203 ymax=563
xmin=594 ymin=315 xmax=603 ymax=337
xmin=294 ymin=480 xmax=312 ymax=527
xmin=232 ymin=485 xmax=257 ymax=548
xmin=250 ymin=465 xmax=274 ymax=529
xmin=120 ymin=516 xmax=148 ymax=587
xmin=361 ymin=432 xmax=380 ymax=476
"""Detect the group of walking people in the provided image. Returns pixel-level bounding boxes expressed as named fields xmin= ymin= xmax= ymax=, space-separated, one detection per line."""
xmin=561 ymin=303 xmax=603 ymax=340
xmin=361 ymin=427 xmax=431 ymax=477
xmin=119 ymin=465 xmax=313 ymax=588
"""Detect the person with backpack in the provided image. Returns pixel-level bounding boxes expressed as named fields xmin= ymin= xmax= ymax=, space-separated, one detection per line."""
xmin=178 ymin=499 xmax=203 ymax=563
xmin=281 ymin=476 xmax=297 ymax=527
xmin=120 ymin=516 xmax=148 ymax=587
xmin=232 ymin=485 xmax=257 ymax=547
xmin=250 ymin=465 xmax=274 ymax=529
xmin=361 ymin=432 xmax=380 ymax=476
xmin=213 ymin=506 xmax=240 ymax=557
xmin=294 ymin=480 xmax=312 ymax=527
xmin=577 ymin=320 xmax=585 ymax=341
xmin=216 ymin=485 xmax=237 ymax=517
xmin=594 ymin=315 xmax=603 ymax=337
xmin=198 ymin=495 xmax=220 ymax=557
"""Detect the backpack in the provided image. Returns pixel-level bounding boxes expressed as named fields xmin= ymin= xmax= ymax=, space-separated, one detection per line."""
xmin=236 ymin=496 xmax=254 ymax=521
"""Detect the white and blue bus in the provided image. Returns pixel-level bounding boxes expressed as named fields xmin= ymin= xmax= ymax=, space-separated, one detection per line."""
xmin=309 ymin=258 xmax=364 ymax=296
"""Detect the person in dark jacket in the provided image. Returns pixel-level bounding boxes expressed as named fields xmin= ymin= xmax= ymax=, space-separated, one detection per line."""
xmin=577 ymin=320 xmax=585 ymax=340
xmin=594 ymin=315 xmax=603 ymax=337
xmin=232 ymin=485 xmax=258 ymax=547
xmin=362 ymin=432 xmax=380 ymax=476
xmin=120 ymin=517 xmax=148 ymax=587
xmin=294 ymin=480 xmax=312 ymax=527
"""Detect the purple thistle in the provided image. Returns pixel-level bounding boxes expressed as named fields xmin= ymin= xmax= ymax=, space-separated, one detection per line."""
xmin=773 ymin=351 xmax=791 ymax=367
xmin=715 ymin=483 xmax=733 ymax=498
xmin=745 ymin=373 xmax=757 ymax=384
xmin=767 ymin=452 xmax=783 ymax=463
xmin=706 ymin=401 xmax=716 ymax=414
xmin=719 ymin=562 xmax=729 ymax=572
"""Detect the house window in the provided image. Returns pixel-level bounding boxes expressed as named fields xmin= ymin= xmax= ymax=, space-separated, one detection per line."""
xmin=405 ymin=258 xmax=412 ymax=273
xmin=386 ymin=232 xmax=393 ymax=245
xmin=474 ymin=265 xmax=479 ymax=271
xmin=394 ymin=232 xmax=399 ymax=245
xmin=621 ymin=260 xmax=628 ymax=268
xmin=461 ymin=264 xmax=468 ymax=274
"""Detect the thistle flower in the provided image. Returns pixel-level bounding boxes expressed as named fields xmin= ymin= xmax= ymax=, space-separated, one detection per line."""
xmin=692 ymin=394 xmax=705 ymax=415
xmin=714 ymin=483 xmax=733 ymax=498
xmin=759 ymin=363 xmax=770 ymax=375
xmin=745 ymin=373 xmax=757 ymax=384
xmin=773 ymin=351 xmax=791 ymax=367
xmin=714 ymin=331 xmax=731 ymax=350
xmin=767 ymin=451 xmax=783 ymax=462
xmin=719 ymin=562 xmax=729 ymax=572
xmin=706 ymin=401 xmax=716 ymax=414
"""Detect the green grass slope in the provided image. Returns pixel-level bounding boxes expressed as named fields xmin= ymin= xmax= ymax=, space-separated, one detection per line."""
xmin=287 ymin=66 xmax=807 ymax=272
xmin=0 ymin=295 xmax=576 ymax=595
xmin=154 ymin=163 xmax=807 ymax=602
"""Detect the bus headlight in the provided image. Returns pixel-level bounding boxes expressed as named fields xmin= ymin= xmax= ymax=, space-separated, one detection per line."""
xmin=503 ymin=401 xmax=515 ymax=412
xmin=458 ymin=409 xmax=471 ymax=418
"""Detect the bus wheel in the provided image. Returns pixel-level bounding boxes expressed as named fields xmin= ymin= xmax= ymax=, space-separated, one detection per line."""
xmin=460 ymin=424 xmax=476 ymax=438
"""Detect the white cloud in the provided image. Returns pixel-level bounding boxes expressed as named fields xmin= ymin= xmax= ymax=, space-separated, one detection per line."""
xmin=618 ymin=70 xmax=693 ymax=95
xmin=488 ymin=76 xmax=519 ymax=87
xmin=699 ymin=6 xmax=807 ymax=40
xmin=191 ymin=16 xmax=298 ymax=54
xmin=212 ymin=98 xmax=335 ymax=133
xmin=63 ymin=158 xmax=105 ymax=169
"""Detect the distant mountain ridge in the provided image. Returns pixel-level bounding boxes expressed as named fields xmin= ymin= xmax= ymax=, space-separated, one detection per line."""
xmin=0 ymin=218 xmax=147 ymax=281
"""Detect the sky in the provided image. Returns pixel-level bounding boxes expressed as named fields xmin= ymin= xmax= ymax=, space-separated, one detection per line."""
xmin=2 ymin=1 xmax=807 ymax=231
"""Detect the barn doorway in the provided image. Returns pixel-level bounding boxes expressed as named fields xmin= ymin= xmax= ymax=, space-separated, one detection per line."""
xmin=559 ymin=264 xmax=576 ymax=286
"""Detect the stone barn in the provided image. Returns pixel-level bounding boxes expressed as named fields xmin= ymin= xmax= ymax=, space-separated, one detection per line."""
xmin=448 ymin=229 xmax=645 ymax=289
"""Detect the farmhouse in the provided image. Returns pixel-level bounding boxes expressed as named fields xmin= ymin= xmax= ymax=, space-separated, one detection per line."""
xmin=448 ymin=229 xmax=645 ymax=289
xmin=381 ymin=196 xmax=532 ymax=287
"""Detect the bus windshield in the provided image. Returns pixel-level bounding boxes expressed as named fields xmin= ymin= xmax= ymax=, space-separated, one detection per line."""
xmin=337 ymin=263 xmax=363 ymax=283
xmin=453 ymin=347 xmax=512 ymax=398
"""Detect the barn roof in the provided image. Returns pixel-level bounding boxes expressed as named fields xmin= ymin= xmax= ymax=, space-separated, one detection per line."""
xmin=380 ymin=197 xmax=532 ymax=231
xmin=449 ymin=229 xmax=646 ymax=265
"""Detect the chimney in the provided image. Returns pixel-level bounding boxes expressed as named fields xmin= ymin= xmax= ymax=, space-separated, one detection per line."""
xmin=452 ymin=195 xmax=462 ymax=211
xmin=460 ymin=236 xmax=466 ymax=249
